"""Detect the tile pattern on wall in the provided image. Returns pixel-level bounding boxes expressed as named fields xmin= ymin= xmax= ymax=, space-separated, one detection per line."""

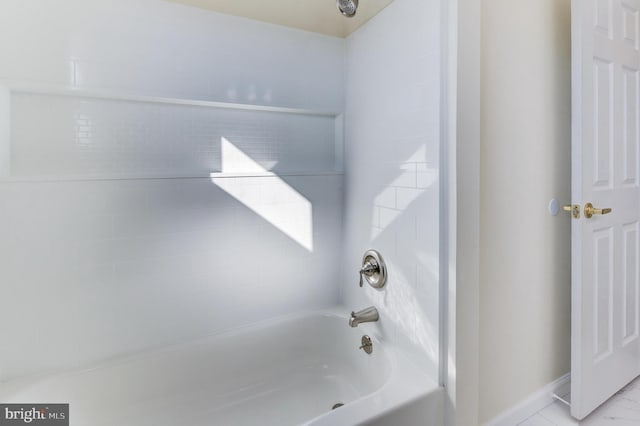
xmin=343 ymin=0 xmax=441 ymax=381
xmin=10 ymin=93 xmax=337 ymax=178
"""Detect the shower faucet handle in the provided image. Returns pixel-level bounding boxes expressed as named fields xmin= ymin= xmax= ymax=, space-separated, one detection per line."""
xmin=359 ymin=261 xmax=379 ymax=287
xmin=357 ymin=250 xmax=387 ymax=289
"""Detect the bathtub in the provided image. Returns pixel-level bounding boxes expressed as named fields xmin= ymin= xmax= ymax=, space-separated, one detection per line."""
xmin=0 ymin=310 xmax=443 ymax=426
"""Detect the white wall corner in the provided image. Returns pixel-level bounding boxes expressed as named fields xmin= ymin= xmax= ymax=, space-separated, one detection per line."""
xmin=446 ymin=0 xmax=481 ymax=423
xmin=484 ymin=374 xmax=571 ymax=426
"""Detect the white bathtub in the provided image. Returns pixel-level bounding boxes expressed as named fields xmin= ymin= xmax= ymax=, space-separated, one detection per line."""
xmin=0 ymin=310 xmax=443 ymax=426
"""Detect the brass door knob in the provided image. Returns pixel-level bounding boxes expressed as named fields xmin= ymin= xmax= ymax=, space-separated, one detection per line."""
xmin=584 ymin=202 xmax=612 ymax=219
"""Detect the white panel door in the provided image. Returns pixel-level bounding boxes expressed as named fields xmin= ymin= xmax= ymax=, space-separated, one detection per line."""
xmin=571 ymin=0 xmax=640 ymax=419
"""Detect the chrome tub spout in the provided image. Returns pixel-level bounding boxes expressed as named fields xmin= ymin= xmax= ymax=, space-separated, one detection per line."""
xmin=349 ymin=306 xmax=379 ymax=327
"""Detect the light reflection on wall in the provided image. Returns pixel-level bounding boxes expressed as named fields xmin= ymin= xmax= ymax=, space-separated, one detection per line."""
xmin=211 ymin=137 xmax=314 ymax=251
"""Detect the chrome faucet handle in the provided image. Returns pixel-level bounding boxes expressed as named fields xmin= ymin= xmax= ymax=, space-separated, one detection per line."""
xmin=359 ymin=261 xmax=378 ymax=287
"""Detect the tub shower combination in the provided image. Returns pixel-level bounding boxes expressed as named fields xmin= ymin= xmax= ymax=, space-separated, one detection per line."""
xmin=0 ymin=251 xmax=442 ymax=425
xmin=0 ymin=0 xmax=443 ymax=424
xmin=0 ymin=311 xmax=442 ymax=426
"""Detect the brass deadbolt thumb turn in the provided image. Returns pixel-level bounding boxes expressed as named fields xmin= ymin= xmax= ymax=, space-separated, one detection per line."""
xmin=584 ymin=202 xmax=612 ymax=219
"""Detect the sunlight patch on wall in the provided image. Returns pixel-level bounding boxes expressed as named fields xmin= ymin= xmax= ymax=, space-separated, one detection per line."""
xmin=370 ymin=145 xmax=438 ymax=240
xmin=211 ymin=138 xmax=314 ymax=251
xmin=220 ymin=137 xmax=276 ymax=173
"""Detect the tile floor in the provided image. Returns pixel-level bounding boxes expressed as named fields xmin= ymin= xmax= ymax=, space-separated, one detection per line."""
xmin=518 ymin=377 xmax=640 ymax=425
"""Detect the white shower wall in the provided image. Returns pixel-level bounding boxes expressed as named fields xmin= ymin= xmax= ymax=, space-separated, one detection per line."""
xmin=0 ymin=0 xmax=443 ymax=386
xmin=0 ymin=0 xmax=345 ymax=381
xmin=0 ymin=0 xmax=344 ymax=111
xmin=343 ymin=0 xmax=442 ymax=381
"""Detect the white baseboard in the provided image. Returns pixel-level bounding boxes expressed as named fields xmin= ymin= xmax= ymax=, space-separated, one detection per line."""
xmin=484 ymin=373 xmax=571 ymax=426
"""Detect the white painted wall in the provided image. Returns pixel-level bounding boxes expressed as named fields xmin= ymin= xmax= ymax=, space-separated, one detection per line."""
xmin=479 ymin=0 xmax=572 ymax=422
xmin=0 ymin=0 xmax=345 ymax=381
xmin=343 ymin=0 xmax=441 ymax=382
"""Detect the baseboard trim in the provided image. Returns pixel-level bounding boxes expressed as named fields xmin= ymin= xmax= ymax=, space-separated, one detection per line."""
xmin=484 ymin=373 xmax=571 ymax=426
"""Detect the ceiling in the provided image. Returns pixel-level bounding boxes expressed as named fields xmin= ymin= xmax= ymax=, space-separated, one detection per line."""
xmin=164 ymin=0 xmax=395 ymax=38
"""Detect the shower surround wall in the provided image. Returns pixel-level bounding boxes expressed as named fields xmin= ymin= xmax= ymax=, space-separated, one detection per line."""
xmin=343 ymin=0 xmax=441 ymax=382
xmin=0 ymin=0 xmax=345 ymax=381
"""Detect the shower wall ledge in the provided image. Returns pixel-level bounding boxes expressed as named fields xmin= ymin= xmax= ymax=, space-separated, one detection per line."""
xmin=0 ymin=171 xmax=344 ymax=184
xmin=0 ymin=81 xmax=342 ymax=117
